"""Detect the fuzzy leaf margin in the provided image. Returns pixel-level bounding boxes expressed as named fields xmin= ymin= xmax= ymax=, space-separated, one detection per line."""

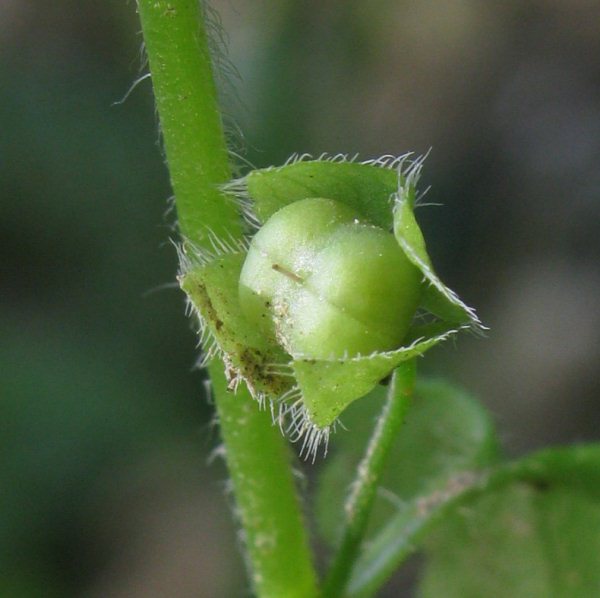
xmin=224 ymin=154 xmax=402 ymax=230
xmin=392 ymin=157 xmax=484 ymax=332
xmin=180 ymin=251 xmax=292 ymax=400
xmin=292 ymin=329 xmax=465 ymax=429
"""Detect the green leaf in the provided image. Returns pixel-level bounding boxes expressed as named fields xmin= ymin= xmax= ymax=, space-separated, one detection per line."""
xmin=419 ymin=482 xmax=600 ymax=598
xmin=243 ymin=159 xmax=399 ymax=228
xmin=349 ymin=445 xmax=600 ymax=597
xmin=315 ymin=379 xmax=498 ymax=544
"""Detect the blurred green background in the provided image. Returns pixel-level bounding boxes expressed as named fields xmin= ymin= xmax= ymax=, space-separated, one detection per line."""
xmin=2 ymin=1 xmax=599 ymax=596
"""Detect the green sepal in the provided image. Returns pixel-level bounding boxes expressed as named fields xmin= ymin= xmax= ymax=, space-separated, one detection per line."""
xmin=293 ymin=329 xmax=460 ymax=428
xmin=180 ymin=252 xmax=292 ymax=399
xmin=392 ymin=163 xmax=484 ymax=331
xmin=243 ymin=159 xmax=399 ymax=229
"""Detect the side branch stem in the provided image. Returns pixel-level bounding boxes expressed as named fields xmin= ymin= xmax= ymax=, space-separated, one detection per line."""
xmin=324 ymin=360 xmax=417 ymax=597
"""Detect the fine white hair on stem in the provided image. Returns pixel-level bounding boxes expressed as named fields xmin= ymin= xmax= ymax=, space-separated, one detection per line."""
xmin=203 ymin=378 xmax=214 ymax=405
xmin=198 ymin=0 xmax=252 ymax=175
xmin=163 ymin=194 xmax=177 ymax=223
xmin=207 ymin=443 xmax=227 ymax=465
xmin=111 ymin=72 xmax=152 ymax=106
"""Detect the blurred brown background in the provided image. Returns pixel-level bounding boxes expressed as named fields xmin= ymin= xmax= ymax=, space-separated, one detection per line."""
xmin=1 ymin=1 xmax=599 ymax=596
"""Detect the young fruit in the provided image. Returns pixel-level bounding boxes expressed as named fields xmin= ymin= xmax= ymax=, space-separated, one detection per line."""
xmin=182 ymin=157 xmax=483 ymax=450
xmin=239 ymin=197 xmax=423 ymax=360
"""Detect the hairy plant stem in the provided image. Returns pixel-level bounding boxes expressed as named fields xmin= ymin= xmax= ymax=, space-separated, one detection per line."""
xmin=324 ymin=360 xmax=417 ymax=597
xmin=136 ymin=2 xmax=319 ymax=596
xmin=137 ymin=0 xmax=238 ymax=246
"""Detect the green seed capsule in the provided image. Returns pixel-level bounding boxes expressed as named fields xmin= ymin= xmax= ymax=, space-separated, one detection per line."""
xmin=239 ymin=197 xmax=423 ymax=359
